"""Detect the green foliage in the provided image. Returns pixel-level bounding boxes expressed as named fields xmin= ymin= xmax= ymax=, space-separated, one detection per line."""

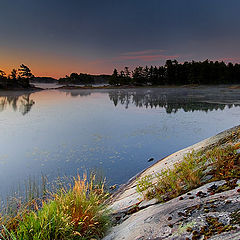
xmin=177 ymin=221 xmax=196 ymax=234
xmin=16 ymin=201 xmax=72 ymax=240
xmin=0 ymin=225 xmax=19 ymax=240
xmin=136 ymin=175 xmax=154 ymax=195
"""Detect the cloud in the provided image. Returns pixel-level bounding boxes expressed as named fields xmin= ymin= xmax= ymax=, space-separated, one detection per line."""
xmin=116 ymin=49 xmax=179 ymax=62
xmin=119 ymin=54 xmax=179 ymax=62
xmin=122 ymin=49 xmax=166 ymax=56
xmin=218 ymin=57 xmax=240 ymax=63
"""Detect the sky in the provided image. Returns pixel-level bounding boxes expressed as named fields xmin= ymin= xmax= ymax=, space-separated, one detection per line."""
xmin=0 ymin=0 xmax=240 ymax=78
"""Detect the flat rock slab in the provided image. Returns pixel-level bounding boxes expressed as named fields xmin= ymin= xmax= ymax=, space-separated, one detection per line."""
xmin=104 ymin=181 xmax=240 ymax=240
xmin=104 ymin=125 xmax=240 ymax=240
xmin=108 ymin=125 xmax=240 ymax=214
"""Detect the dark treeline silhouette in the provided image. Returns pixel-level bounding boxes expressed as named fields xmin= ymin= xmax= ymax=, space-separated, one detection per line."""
xmin=58 ymin=73 xmax=111 ymax=85
xmin=109 ymin=60 xmax=240 ymax=86
xmin=59 ymin=73 xmax=94 ymax=85
xmin=30 ymin=77 xmax=57 ymax=83
xmin=108 ymin=90 xmax=239 ymax=114
xmin=0 ymin=93 xmax=35 ymax=115
xmin=0 ymin=64 xmax=34 ymax=89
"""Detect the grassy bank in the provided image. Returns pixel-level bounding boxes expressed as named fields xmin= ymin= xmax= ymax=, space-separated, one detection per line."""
xmin=0 ymin=174 xmax=110 ymax=240
xmin=136 ymin=130 xmax=240 ymax=202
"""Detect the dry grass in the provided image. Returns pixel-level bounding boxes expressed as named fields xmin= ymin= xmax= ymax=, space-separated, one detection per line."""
xmin=136 ymin=144 xmax=240 ymax=202
xmin=0 ymin=174 xmax=110 ymax=240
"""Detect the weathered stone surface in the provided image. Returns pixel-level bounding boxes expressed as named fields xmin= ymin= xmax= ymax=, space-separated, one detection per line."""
xmin=104 ymin=125 xmax=240 ymax=240
xmin=104 ymin=181 xmax=240 ymax=240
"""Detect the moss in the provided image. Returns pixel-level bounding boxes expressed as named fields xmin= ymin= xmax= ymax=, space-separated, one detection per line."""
xmin=127 ymin=205 xmax=140 ymax=215
xmin=208 ymin=179 xmax=238 ymax=195
xmin=230 ymin=209 xmax=240 ymax=225
xmin=198 ymin=216 xmax=237 ymax=239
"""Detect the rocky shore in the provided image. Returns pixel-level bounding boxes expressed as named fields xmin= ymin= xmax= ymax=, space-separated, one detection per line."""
xmin=104 ymin=125 xmax=240 ymax=240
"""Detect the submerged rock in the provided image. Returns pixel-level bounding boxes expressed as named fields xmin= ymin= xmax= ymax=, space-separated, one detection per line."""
xmin=148 ymin=157 xmax=154 ymax=162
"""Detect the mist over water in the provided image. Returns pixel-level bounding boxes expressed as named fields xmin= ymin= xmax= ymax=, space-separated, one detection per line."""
xmin=0 ymin=86 xmax=239 ymax=198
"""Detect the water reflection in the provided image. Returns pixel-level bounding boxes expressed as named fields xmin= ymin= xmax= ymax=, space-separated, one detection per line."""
xmin=0 ymin=88 xmax=239 ymax=200
xmin=0 ymin=94 xmax=35 ymax=115
xmin=64 ymin=90 xmax=92 ymax=97
xmin=108 ymin=90 xmax=239 ymax=113
xmin=1 ymin=88 xmax=240 ymax=116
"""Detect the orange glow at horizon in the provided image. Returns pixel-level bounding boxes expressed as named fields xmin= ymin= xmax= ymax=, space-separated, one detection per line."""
xmin=0 ymin=47 xmax=113 ymax=79
xmin=0 ymin=61 xmax=113 ymax=79
xmin=1 ymin=46 xmax=238 ymax=79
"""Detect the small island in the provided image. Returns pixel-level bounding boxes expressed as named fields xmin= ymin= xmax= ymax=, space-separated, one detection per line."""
xmin=0 ymin=64 xmax=40 ymax=90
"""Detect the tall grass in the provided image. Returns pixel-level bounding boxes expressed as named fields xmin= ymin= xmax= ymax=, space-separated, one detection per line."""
xmin=0 ymin=174 xmax=110 ymax=240
xmin=54 ymin=174 xmax=110 ymax=239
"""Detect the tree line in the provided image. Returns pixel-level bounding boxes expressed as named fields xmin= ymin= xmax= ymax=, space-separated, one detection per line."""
xmin=58 ymin=73 xmax=112 ymax=85
xmin=109 ymin=60 xmax=240 ymax=86
xmin=0 ymin=64 xmax=34 ymax=89
xmin=58 ymin=73 xmax=95 ymax=85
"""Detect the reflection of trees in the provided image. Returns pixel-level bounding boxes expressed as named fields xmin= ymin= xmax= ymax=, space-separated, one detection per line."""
xmin=64 ymin=91 xmax=92 ymax=97
xmin=108 ymin=90 xmax=239 ymax=113
xmin=0 ymin=94 xmax=35 ymax=115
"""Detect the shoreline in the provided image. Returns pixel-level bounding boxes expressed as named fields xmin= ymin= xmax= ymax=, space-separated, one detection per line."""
xmin=104 ymin=125 xmax=240 ymax=240
xmin=0 ymin=86 xmax=43 ymax=92
xmin=53 ymin=83 xmax=240 ymax=90
xmin=108 ymin=125 xmax=240 ymax=211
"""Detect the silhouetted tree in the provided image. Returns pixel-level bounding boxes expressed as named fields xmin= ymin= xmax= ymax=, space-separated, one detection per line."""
xmin=18 ymin=64 xmax=34 ymax=79
xmin=109 ymin=60 xmax=240 ymax=86
xmin=10 ymin=69 xmax=17 ymax=80
xmin=109 ymin=69 xmax=119 ymax=85
xmin=0 ymin=70 xmax=6 ymax=77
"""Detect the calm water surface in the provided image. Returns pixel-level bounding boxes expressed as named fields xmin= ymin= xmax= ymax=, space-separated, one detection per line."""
xmin=0 ymin=86 xmax=239 ymax=197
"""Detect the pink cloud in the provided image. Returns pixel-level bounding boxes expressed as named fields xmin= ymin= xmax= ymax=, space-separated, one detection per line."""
xmin=118 ymin=54 xmax=179 ymax=62
xmin=218 ymin=57 xmax=240 ymax=62
xmin=115 ymin=49 xmax=179 ymax=62
xmin=122 ymin=49 xmax=166 ymax=56
xmin=84 ymin=49 xmax=180 ymax=72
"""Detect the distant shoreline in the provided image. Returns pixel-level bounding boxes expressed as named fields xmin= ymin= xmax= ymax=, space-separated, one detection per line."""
xmin=53 ymin=83 xmax=240 ymax=90
xmin=0 ymin=86 xmax=43 ymax=91
xmin=1 ymin=83 xmax=240 ymax=92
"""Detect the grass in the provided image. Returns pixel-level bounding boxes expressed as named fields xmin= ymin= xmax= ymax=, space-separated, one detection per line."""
xmin=136 ymin=143 xmax=240 ymax=202
xmin=0 ymin=174 xmax=111 ymax=240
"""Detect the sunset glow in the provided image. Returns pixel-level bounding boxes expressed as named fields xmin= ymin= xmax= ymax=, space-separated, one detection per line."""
xmin=1 ymin=0 xmax=240 ymax=78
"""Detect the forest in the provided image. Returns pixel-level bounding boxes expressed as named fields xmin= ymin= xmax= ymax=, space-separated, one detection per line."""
xmin=58 ymin=73 xmax=111 ymax=85
xmin=58 ymin=73 xmax=95 ymax=85
xmin=0 ymin=64 xmax=34 ymax=89
xmin=109 ymin=60 xmax=240 ymax=86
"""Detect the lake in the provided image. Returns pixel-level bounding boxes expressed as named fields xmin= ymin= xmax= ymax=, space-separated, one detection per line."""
xmin=0 ymin=86 xmax=240 ymax=198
